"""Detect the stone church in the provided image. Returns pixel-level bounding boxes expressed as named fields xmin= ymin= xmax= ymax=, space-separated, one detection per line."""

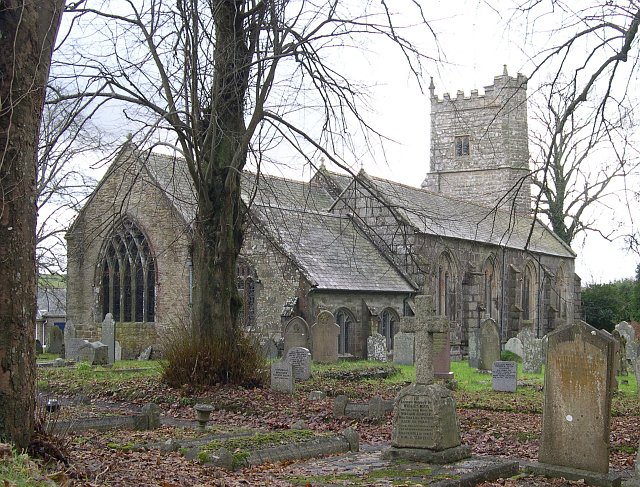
xmin=66 ymin=69 xmax=579 ymax=359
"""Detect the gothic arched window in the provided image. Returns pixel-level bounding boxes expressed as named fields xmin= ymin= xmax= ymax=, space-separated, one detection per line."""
xmin=482 ymin=255 xmax=499 ymax=320
xmin=522 ymin=261 xmax=537 ymax=322
xmin=379 ymin=308 xmax=399 ymax=351
xmin=437 ymin=252 xmax=457 ymax=321
xmin=335 ymin=308 xmax=355 ymax=355
xmin=99 ymin=219 xmax=155 ymax=322
xmin=237 ymin=260 xmax=257 ymax=328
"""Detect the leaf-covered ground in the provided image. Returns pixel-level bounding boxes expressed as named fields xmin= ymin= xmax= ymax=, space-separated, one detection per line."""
xmin=30 ymin=361 xmax=640 ymax=486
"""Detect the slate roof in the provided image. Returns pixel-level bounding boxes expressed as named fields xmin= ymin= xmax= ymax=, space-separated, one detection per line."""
xmin=37 ymin=287 xmax=66 ymax=318
xmin=252 ymin=205 xmax=415 ymax=292
xmin=355 ymin=173 xmax=575 ymax=259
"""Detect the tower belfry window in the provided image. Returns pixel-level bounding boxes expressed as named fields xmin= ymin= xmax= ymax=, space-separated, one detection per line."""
xmin=455 ymin=135 xmax=470 ymax=156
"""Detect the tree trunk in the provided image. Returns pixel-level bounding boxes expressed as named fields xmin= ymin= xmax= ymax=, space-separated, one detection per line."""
xmin=0 ymin=0 xmax=64 ymax=449
xmin=191 ymin=0 xmax=250 ymax=348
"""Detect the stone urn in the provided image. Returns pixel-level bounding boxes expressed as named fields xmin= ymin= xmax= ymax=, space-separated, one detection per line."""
xmin=194 ymin=404 xmax=214 ymax=431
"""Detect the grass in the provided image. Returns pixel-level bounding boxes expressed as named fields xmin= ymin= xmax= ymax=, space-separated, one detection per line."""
xmin=0 ymin=448 xmax=55 ymax=486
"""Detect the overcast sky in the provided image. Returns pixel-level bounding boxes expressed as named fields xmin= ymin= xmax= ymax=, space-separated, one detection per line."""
xmin=66 ymin=0 xmax=639 ymax=284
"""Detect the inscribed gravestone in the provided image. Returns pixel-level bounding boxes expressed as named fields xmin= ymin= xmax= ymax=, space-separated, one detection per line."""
xmin=283 ymin=317 xmax=310 ymax=354
xmin=432 ymin=331 xmax=452 ymax=379
xmin=367 ymin=333 xmax=387 ymax=362
xmin=467 ymin=326 xmax=480 ymax=368
xmin=615 ymin=321 xmax=637 ymax=362
xmin=387 ymin=295 xmax=469 ymax=462
xmin=270 ymin=361 xmax=294 ymax=393
xmin=518 ymin=326 xmax=543 ymax=374
xmin=478 ymin=318 xmax=500 ymax=371
xmin=505 ymin=337 xmax=523 ymax=358
xmin=311 ymin=310 xmax=339 ymax=363
xmin=539 ymin=321 xmax=616 ymax=473
xmin=101 ymin=313 xmax=115 ymax=364
xmin=47 ymin=325 xmax=64 ymax=354
xmin=393 ymin=332 xmax=414 ymax=365
xmin=492 ymin=361 xmax=517 ymax=392
xmin=286 ymin=347 xmax=311 ymax=380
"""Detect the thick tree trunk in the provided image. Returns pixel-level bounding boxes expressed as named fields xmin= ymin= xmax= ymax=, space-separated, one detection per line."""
xmin=0 ymin=0 xmax=64 ymax=449
xmin=190 ymin=0 xmax=251 ymax=350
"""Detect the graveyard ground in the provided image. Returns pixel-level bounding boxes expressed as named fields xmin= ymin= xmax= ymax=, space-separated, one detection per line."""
xmin=17 ymin=359 xmax=640 ymax=486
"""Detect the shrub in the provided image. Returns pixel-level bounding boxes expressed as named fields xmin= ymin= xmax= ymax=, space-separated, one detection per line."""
xmin=160 ymin=322 xmax=268 ymax=388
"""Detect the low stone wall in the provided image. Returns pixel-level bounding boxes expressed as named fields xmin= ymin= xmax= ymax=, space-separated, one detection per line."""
xmin=74 ymin=322 xmax=158 ymax=359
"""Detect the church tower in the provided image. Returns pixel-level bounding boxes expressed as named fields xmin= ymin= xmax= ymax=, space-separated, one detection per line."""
xmin=421 ymin=66 xmax=530 ymax=214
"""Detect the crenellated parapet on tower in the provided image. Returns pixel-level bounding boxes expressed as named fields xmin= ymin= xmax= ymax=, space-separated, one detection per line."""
xmin=421 ymin=66 xmax=531 ymax=214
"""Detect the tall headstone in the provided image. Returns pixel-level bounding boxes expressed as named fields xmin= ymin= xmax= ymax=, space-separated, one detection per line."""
xmin=467 ymin=326 xmax=480 ymax=368
xmin=478 ymin=318 xmax=500 ymax=371
xmin=101 ymin=313 xmax=116 ymax=364
xmin=283 ymin=317 xmax=310 ymax=354
xmin=367 ymin=333 xmax=387 ymax=362
xmin=615 ymin=321 xmax=637 ymax=362
xmin=310 ymin=310 xmax=339 ymax=363
xmin=384 ymin=295 xmax=470 ymax=463
xmin=492 ymin=361 xmax=517 ymax=392
xmin=286 ymin=347 xmax=311 ymax=381
xmin=393 ymin=332 xmax=414 ymax=365
xmin=433 ymin=330 xmax=453 ymax=379
xmin=518 ymin=326 xmax=543 ymax=374
xmin=539 ymin=321 xmax=616 ymax=473
xmin=47 ymin=325 xmax=64 ymax=354
xmin=270 ymin=360 xmax=294 ymax=393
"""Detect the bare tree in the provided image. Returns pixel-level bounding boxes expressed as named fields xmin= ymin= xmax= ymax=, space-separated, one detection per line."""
xmin=0 ymin=0 xmax=65 ymax=449
xmin=530 ymin=80 xmax=640 ymax=246
xmin=37 ymin=87 xmax=108 ymax=275
xmin=516 ymin=2 xmax=640 ymax=245
xmin=56 ymin=0 xmax=436 ymax=381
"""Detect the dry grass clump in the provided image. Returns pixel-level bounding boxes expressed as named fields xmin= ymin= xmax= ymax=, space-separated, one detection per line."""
xmin=161 ymin=322 xmax=268 ymax=388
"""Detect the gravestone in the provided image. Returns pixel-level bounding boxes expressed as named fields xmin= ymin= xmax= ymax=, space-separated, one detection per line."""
xmin=77 ymin=341 xmax=109 ymax=366
xmin=101 ymin=313 xmax=116 ymax=364
xmin=310 ymin=310 xmax=339 ymax=363
xmin=260 ymin=338 xmax=279 ymax=360
xmin=539 ymin=321 xmax=616 ymax=473
xmin=518 ymin=327 xmax=543 ymax=374
xmin=384 ymin=295 xmax=470 ymax=463
xmin=367 ymin=333 xmax=387 ymax=362
xmin=393 ymin=332 xmax=414 ymax=365
xmin=467 ymin=326 xmax=480 ymax=368
xmin=270 ymin=361 xmax=294 ymax=394
xmin=505 ymin=337 xmax=523 ymax=358
xmin=478 ymin=318 xmax=500 ymax=371
xmin=286 ymin=347 xmax=311 ymax=380
xmin=283 ymin=317 xmax=310 ymax=354
xmin=433 ymin=330 xmax=453 ymax=379
xmin=66 ymin=338 xmax=90 ymax=360
xmin=47 ymin=325 xmax=64 ymax=354
xmin=615 ymin=321 xmax=637 ymax=362
xmin=492 ymin=361 xmax=517 ymax=392
xmin=612 ymin=330 xmax=628 ymax=376
xmin=115 ymin=341 xmax=122 ymax=361
xmin=138 ymin=346 xmax=153 ymax=360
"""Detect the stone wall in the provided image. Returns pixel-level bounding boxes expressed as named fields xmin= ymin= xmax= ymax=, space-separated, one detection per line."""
xmin=66 ymin=146 xmax=192 ymax=330
xmin=73 ymin=322 xmax=158 ymax=359
xmin=423 ymin=69 xmax=530 ymax=214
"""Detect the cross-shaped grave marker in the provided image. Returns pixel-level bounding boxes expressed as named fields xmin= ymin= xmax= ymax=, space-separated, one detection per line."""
xmin=400 ymin=295 xmax=449 ymax=385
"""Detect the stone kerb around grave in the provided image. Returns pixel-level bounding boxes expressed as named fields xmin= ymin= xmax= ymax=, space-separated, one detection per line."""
xmin=310 ymin=310 xmax=339 ymax=363
xmin=539 ymin=321 xmax=616 ymax=474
